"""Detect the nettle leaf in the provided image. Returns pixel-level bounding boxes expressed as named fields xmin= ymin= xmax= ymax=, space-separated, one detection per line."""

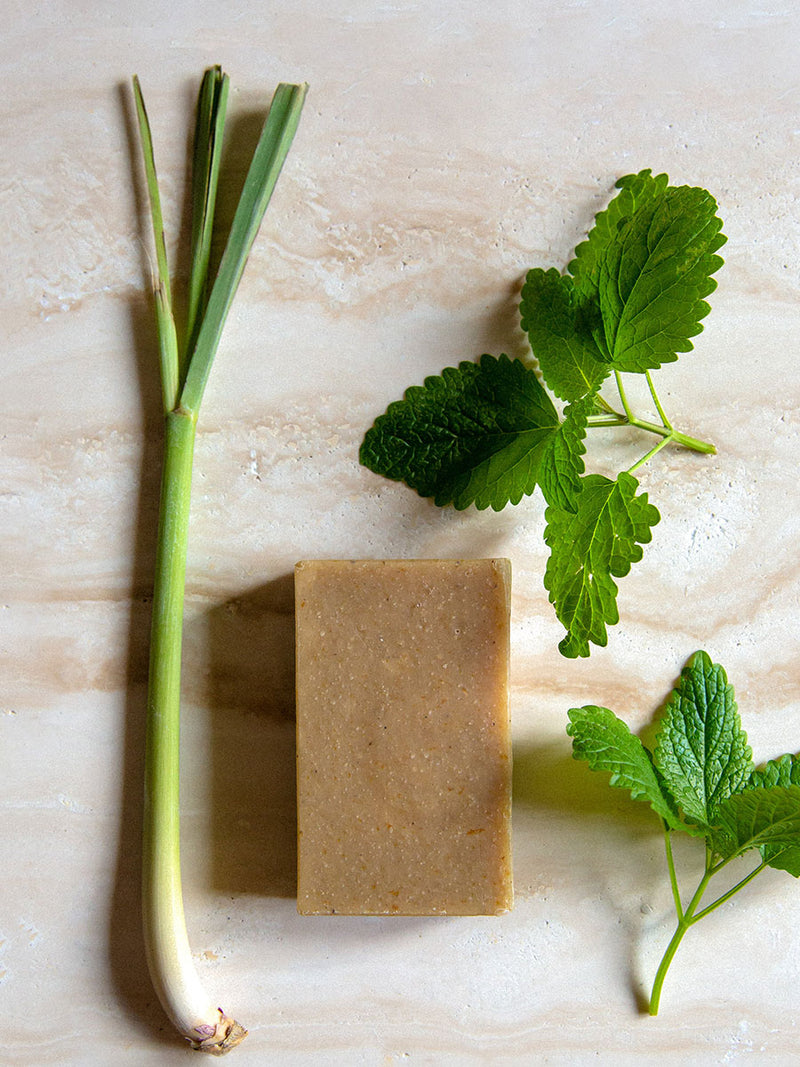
xmin=569 ymin=169 xmax=726 ymax=373
xmin=709 ymin=785 xmax=800 ymax=864
xmin=359 ymin=353 xmax=567 ymax=512
xmin=653 ymin=651 xmax=753 ymax=829
xmin=567 ymin=705 xmax=686 ymax=831
xmin=749 ymin=753 xmax=800 ymax=875
xmin=543 ymin=471 xmax=660 ymax=658
xmin=519 ymin=267 xmax=610 ymax=401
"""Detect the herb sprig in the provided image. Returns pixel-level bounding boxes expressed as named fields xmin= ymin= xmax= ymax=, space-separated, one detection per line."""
xmin=568 ymin=652 xmax=800 ymax=1014
xmin=360 ymin=170 xmax=726 ymax=657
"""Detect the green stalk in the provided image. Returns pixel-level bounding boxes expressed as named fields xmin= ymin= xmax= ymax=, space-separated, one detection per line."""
xmin=648 ymin=843 xmax=769 ymax=1015
xmin=134 ymin=68 xmax=306 ymax=1053
xmin=142 ymin=409 xmax=246 ymax=1051
xmin=585 ymin=370 xmax=716 ymax=459
xmin=649 ymin=852 xmax=713 ymax=1016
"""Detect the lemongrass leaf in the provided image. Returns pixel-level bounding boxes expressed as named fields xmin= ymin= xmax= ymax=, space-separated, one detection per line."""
xmin=154 ymin=285 xmax=180 ymax=413
xmin=186 ymin=65 xmax=229 ymax=361
xmin=132 ymin=75 xmax=179 ymax=412
xmin=180 ymin=81 xmax=308 ymax=414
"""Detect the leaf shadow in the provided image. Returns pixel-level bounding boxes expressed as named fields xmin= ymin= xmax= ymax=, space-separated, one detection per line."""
xmin=473 ymin=274 xmax=530 ymax=361
xmin=205 ymin=575 xmax=298 ymax=897
xmin=513 ymin=738 xmax=669 ymax=1013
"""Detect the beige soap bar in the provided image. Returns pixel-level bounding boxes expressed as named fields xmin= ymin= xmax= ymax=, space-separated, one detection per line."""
xmin=295 ymin=558 xmax=513 ymax=916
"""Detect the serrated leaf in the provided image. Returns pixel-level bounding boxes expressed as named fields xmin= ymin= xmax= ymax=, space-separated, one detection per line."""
xmin=653 ymin=651 xmax=752 ymax=829
xmin=569 ymin=169 xmax=726 ymax=373
xmin=709 ymin=785 xmax=800 ymax=864
xmin=543 ymin=471 xmax=660 ymax=657
xmin=748 ymin=753 xmax=800 ymax=875
xmin=519 ymin=267 xmax=610 ymax=401
xmin=359 ymin=353 xmax=567 ymax=511
xmin=750 ymin=752 xmax=800 ymax=790
xmin=537 ymin=396 xmax=590 ymax=512
xmin=567 ymin=705 xmax=686 ymax=831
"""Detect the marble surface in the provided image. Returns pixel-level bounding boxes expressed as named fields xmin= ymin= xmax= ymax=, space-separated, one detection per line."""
xmin=4 ymin=0 xmax=800 ymax=1062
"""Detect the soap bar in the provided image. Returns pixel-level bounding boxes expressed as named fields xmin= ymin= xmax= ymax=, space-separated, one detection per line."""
xmin=294 ymin=558 xmax=513 ymax=916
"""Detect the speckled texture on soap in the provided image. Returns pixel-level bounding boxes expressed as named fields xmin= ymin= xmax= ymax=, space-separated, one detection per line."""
xmin=295 ymin=559 xmax=512 ymax=916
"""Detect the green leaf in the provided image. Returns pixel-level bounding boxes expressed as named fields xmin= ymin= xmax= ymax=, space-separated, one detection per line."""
xmin=180 ymin=81 xmax=308 ymax=414
xmin=567 ymin=706 xmax=686 ymax=831
xmin=520 ymin=267 xmax=610 ymax=401
xmin=750 ymin=752 xmax=800 ymax=790
xmin=749 ymin=753 xmax=800 ymax=875
xmin=537 ymin=395 xmax=590 ymax=512
xmin=132 ymin=74 xmax=179 ymax=413
xmin=653 ymin=651 xmax=753 ymax=828
xmin=186 ymin=65 xmax=230 ymax=359
xmin=543 ymin=470 xmax=660 ymax=657
xmin=569 ymin=169 xmax=727 ymax=373
xmin=359 ymin=353 xmax=570 ymax=512
xmin=709 ymin=785 xmax=800 ymax=864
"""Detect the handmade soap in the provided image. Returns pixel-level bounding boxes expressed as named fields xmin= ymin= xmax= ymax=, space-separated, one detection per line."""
xmin=294 ymin=558 xmax=513 ymax=916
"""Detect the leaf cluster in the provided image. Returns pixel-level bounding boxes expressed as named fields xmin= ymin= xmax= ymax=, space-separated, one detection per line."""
xmin=568 ymin=652 xmax=800 ymax=1013
xmin=359 ymin=170 xmax=726 ymax=657
xmin=568 ymin=651 xmax=800 ymax=871
xmin=133 ymin=68 xmax=307 ymax=418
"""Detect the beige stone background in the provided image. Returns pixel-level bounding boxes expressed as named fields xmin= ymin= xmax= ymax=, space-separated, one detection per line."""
xmin=3 ymin=0 xmax=800 ymax=1062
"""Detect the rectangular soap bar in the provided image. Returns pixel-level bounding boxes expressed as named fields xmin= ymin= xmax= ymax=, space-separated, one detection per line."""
xmin=294 ymin=558 xmax=513 ymax=916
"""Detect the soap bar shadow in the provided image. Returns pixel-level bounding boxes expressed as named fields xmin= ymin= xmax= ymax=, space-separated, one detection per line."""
xmin=206 ymin=574 xmax=297 ymax=897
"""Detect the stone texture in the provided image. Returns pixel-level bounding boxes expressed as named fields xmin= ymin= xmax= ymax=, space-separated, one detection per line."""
xmin=4 ymin=0 xmax=800 ymax=1062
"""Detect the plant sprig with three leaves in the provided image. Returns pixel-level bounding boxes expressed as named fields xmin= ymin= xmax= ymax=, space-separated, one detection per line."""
xmin=359 ymin=170 xmax=726 ymax=657
xmin=568 ymin=651 xmax=800 ymax=1014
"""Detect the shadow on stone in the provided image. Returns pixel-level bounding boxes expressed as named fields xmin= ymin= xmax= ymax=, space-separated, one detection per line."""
xmin=206 ymin=574 xmax=298 ymax=897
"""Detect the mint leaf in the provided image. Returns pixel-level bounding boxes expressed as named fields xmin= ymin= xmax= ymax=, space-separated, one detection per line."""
xmin=567 ymin=706 xmax=685 ymax=831
xmin=748 ymin=754 xmax=800 ymax=875
xmin=653 ymin=651 xmax=752 ymax=828
xmin=359 ymin=354 xmax=567 ymax=511
xmin=519 ymin=267 xmax=609 ymax=401
xmin=569 ymin=169 xmax=726 ymax=373
xmin=710 ymin=785 xmax=800 ymax=864
xmin=543 ymin=471 xmax=660 ymax=657
xmin=537 ymin=396 xmax=590 ymax=511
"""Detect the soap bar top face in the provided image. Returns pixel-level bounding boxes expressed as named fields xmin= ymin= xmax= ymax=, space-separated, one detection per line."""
xmin=295 ymin=558 xmax=512 ymax=916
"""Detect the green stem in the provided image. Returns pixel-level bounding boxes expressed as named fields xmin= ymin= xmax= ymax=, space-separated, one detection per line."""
xmin=648 ymin=915 xmax=691 ymax=1016
xmin=648 ymin=847 xmax=769 ymax=1015
xmin=663 ymin=826 xmax=684 ymax=922
xmin=692 ymin=858 xmax=768 ymax=922
xmin=649 ymin=860 xmax=712 ymax=1016
xmin=586 ymin=371 xmax=716 ymax=457
xmin=645 ymin=370 xmax=672 ymax=429
xmin=143 ymin=409 xmax=246 ymax=1052
xmin=628 ymin=434 xmax=673 ymax=474
xmin=614 ymin=370 xmax=635 ymax=423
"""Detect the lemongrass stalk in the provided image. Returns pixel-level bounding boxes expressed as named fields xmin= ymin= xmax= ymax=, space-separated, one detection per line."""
xmin=134 ymin=68 xmax=306 ymax=1053
xmin=143 ymin=407 xmax=247 ymax=1052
